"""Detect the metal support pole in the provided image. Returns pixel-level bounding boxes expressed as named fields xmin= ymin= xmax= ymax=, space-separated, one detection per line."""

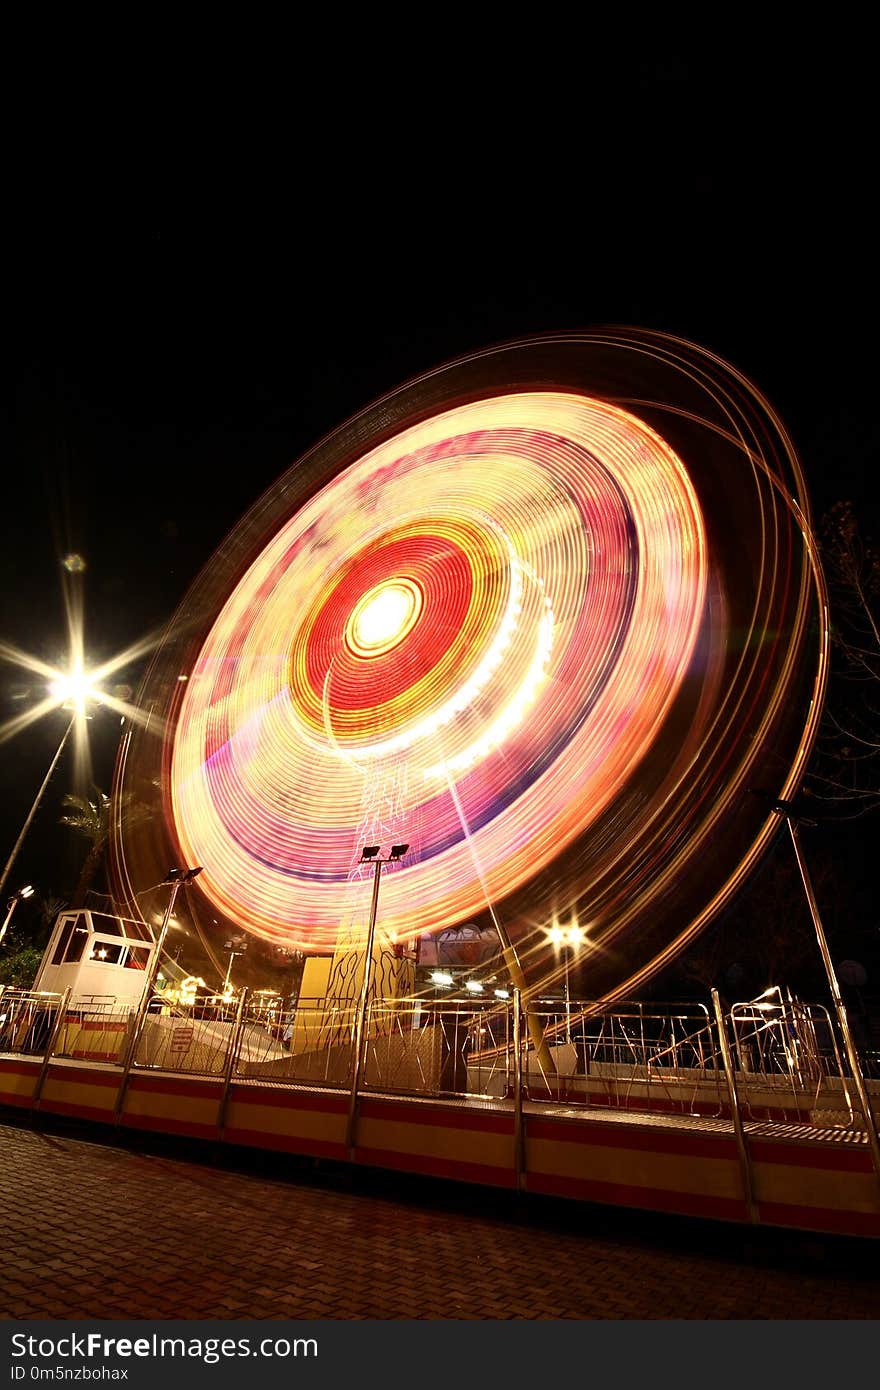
xmin=0 ymin=713 xmax=75 ymax=903
xmin=0 ymin=898 xmax=19 ymax=948
xmin=32 ymin=989 xmax=71 ymax=1108
xmin=114 ymin=875 xmax=183 ymax=1122
xmin=564 ymin=949 xmax=571 ymax=1043
xmin=711 ymin=987 xmax=758 ymax=1224
xmin=513 ymin=988 xmax=525 ymax=1190
xmin=786 ymin=818 xmax=880 ymax=1183
xmin=345 ymin=857 xmax=383 ymax=1154
xmin=217 ymin=987 xmax=249 ymax=1136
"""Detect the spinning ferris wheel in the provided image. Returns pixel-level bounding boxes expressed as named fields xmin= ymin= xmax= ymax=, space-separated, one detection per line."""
xmin=110 ymin=331 xmax=824 ymax=1004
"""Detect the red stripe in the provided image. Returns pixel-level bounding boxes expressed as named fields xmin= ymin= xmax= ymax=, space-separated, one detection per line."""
xmin=526 ymin=1171 xmax=747 ymax=1222
xmin=750 ymin=1139 xmax=874 ymax=1173
xmin=45 ymin=1065 xmax=121 ymax=1089
xmin=127 ymin=1074 xmax=222 ymax=1100
xmin=756 ymin=1202 xmax=880 ymax=1238
xmin=552 ymin=1092 xmax=811 ymax=1124
xmin=230 ymin=1085 xmax=347 ymax=1115
xmin=354 ymin=1145 xmax=516 ymax=1190
xmin=38 ymin=1099 xmax=116 ymax=1122
xmin=358 ymin=1098 xmax=513 ymax=1135
xmin=0 ymin=1059 xmax=40 ymax=1079
xmin=223 ymin=1125 xmax=347 ymax=1160
xmin=527 ymin=1118 xmax=737 ymax=1161
xmin=0 ymin=1089 xmax=34 ymax=1107
xmin=121 ymin=1113 xmax=218 ymax=1139
xmin=74 ymin=1020 xmax=127 ymax=1033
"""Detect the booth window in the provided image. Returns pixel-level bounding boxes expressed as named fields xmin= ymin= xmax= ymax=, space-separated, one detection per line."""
xmin=63 ymin=924 xmax=89 ymax=965
xmin=88 ymin=942 xmax=124 ymax=965
xmin=51 ymin=918 xmax=77 ymax=965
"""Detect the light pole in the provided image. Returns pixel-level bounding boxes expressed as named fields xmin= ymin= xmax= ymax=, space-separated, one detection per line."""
xmin=547 ymin=921 xmax=585 ymax=1041
xmin=143 ymin=867 xmax=204 ymax=1009
xmin=0 ymin=884 xmax=35 ymax=948
xmin=0 ymin=712 xmax=77 ymax=904
xmin=221 ymin=937 xmax=247 ymax=998
xmin=770 ymin=797 xmax=880 ymax=1184
xmin=115 ymin=865 xmax=204 ymax=1119
xmin=346 ymin=842 xmax=409 ymax=1151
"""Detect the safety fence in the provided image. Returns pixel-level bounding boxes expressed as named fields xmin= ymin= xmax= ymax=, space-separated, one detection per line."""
xmin=0 ymin=984 xmax=876 ymax=1133
xmin=0 ymin=988 xmax=63 ymax=1057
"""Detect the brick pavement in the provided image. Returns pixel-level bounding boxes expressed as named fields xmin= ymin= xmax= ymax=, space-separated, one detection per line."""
xmin=0 ymin=1117 xmax=878 ymax=1319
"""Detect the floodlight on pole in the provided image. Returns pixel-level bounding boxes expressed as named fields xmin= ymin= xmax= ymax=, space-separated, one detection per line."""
xmin=0 ymin=884 xmax=36 ymax=947
xmin=346 ymin=842 xmax=410 ymax=1150
xmin=546 ymin=919 xmax=585 ymax=1041
xmin=0 ymin=712 xmax=77 ymax=905
xmin=114 ymin=863 xmax=205 ymax=1120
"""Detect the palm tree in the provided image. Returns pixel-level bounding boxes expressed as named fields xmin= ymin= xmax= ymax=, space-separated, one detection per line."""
xmin=60 ymin=787 xmax=151 ymax=907
xmin=37 ymin=892 xmax=68 ymax=946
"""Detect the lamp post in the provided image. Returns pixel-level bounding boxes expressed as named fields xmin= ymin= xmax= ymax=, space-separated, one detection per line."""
xmin=346 ymin=842 xmax=409 ymax=1151
xmin=143 ymin=868 xmax=204 ymax=1009
xmin=0 ymin=884 xmax=35 ymax=948
xmin=0 ymin=712 xmax=77 ymax=904
xmin=114 ymin=865 xmax=203 ymax=1120
xmin=547 ymin=921 xmax=585 ymax=1042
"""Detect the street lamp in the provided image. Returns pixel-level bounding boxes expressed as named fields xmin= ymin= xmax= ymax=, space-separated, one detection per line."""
xmin=0 ymin=651 xmax=110 ymax=905
xmin=135 ymin=870 xmax=203 ymax=1024
xmin=222 ymin=934 xmax=248 ymax=996
xmin=346 ymin=842 xmax=409 ymax=1149
xmin=0 ymin=713 xmax=77 ymax=905
xmin=0 ymin=884 xmax=35 ymax=948
xmin=148 ymin=868 xmax=204 ymax=999
xmin=114 ymin=865 xmax=204 ymax=1120
xmin=546 ymin=921 xmax=586 ymax=1041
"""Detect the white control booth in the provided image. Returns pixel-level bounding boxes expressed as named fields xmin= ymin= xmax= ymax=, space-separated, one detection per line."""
xmin=34 ymin=909 xmax=158 ymax=1009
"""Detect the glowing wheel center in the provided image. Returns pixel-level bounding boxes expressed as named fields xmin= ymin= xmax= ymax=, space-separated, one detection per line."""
xmin=345 ymin=577 xmax=423 ymax=657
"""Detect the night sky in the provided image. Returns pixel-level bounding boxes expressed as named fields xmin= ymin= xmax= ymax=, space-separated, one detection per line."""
xmin=6 ymin=59 xmax=878 ymax=967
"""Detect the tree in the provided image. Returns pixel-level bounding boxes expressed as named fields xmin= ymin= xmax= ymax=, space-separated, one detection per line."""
xmin=651 ymin=834 xmax=832 ymax=1005
xmin=37 ymin=892 xmax=68 ymax=945
xmin=0 ymin=941 xmax=43 ymax=987
xmin=807 ymin=501 xmax=880 ymax=817
xmin=59 ymin=787 xmax=151 ymax=906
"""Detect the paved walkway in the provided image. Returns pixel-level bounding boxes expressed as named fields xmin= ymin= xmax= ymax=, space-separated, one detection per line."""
xmin=1 ymin=1117 xmax=878 ymax=1319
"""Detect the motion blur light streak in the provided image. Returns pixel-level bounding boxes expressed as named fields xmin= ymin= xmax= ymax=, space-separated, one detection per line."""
xmin=168 ymin=394 xmax=706 ymax=951
xmin=112 ymin=333 xmax=824 ymax=1002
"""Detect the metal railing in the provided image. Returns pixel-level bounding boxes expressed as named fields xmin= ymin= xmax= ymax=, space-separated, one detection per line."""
xmin=361 ymin=997 xmax=513 ymax=1099
xmin=133 ymin=996 xmax=242 ymax=1075
xmin=2 ymin=983 xmax=876 ymax=1139
xmin=730 ymin=997 xmax=855 ymax=1123
xmin=0 ymin=987 xmax=65 ymax=1057
xmin=522 ymin=1000 xmax=725 ymax=1117
xmin=53 ymin=998 xmax=134 ymax=1065
xmin=234 ymin=995 xmax=356 ymax=1087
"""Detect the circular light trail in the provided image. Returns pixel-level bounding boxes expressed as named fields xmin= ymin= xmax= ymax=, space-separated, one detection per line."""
xmin=167 ymin=393 xmax=706 ymax=952
xmin=112 ymin=333 xmax=823 ymax=1002
xmin=345 ymin=578 xmax=423 ymax=657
